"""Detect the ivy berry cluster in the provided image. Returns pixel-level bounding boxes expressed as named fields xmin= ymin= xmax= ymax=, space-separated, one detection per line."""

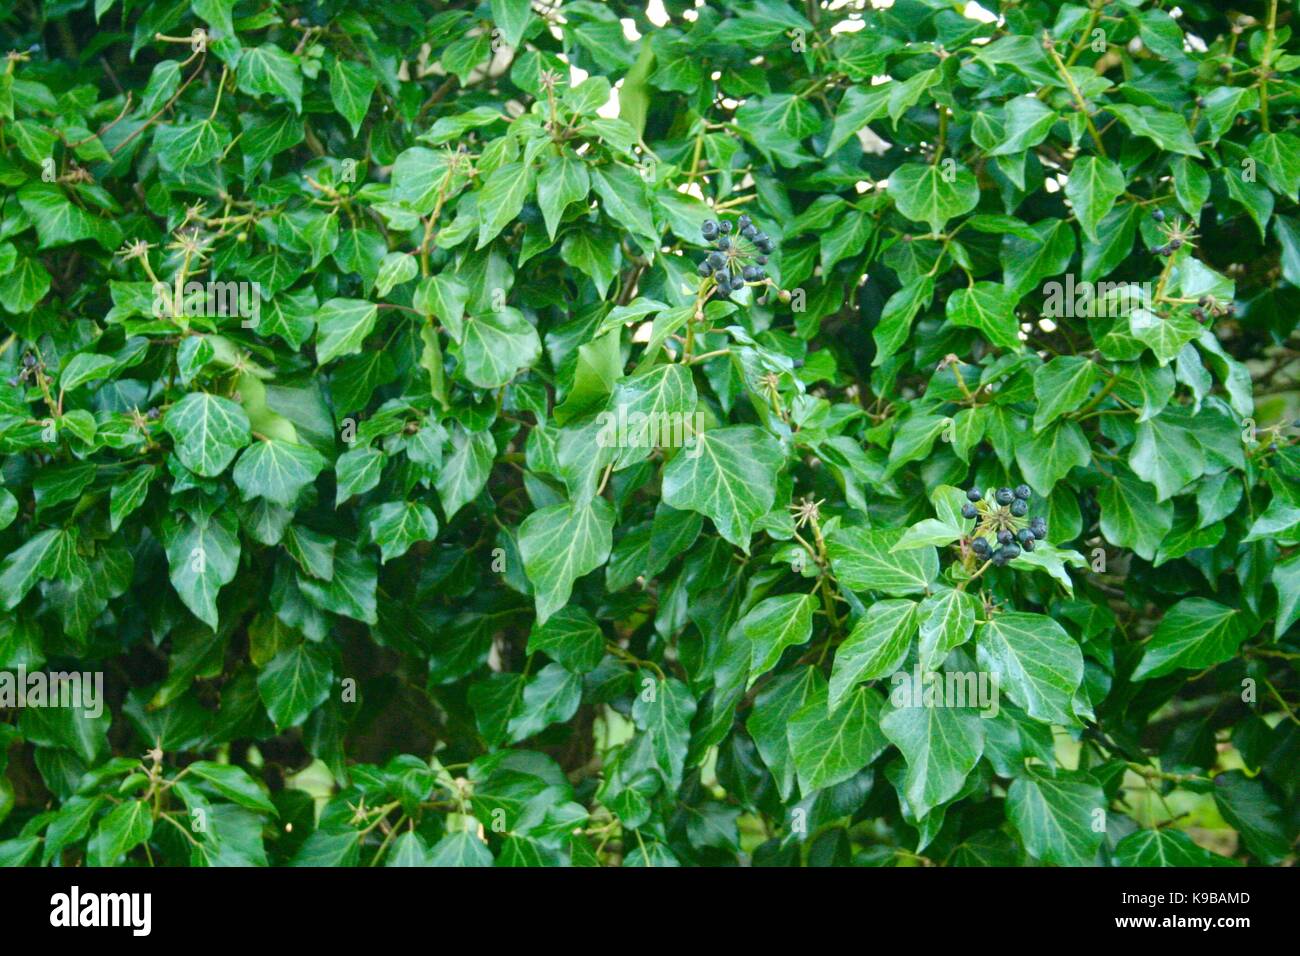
xmin=961 ymin=485 xmax=1047 ymax=566
xmin=697 ymin=214 xmax=775 ymax=296
xmin=6 ymin=352 xmax=41 ymax=389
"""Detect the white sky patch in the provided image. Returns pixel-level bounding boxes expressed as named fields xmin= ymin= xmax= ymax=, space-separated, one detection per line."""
xmin=1038 ymin=318 xmax=1058 ymax=332
xmin=621 ymin=18 xmax=641 ymax=42
xmin=964 ymin=2 xmax=997 ymax=23
xmin=633 ymin=321 xmax=654 ymax=343
xmin=678 ymin=181 xmax=706 ymax=200
xmin=831 ymin=18 xmax=864 ymax=34
xmin=854 ymin=180 xmax=871 ymax=193
xmin=600 ymin=80 xmax=622 ymax=119
xmin=647 ymin=0 xmax=670 ymax=27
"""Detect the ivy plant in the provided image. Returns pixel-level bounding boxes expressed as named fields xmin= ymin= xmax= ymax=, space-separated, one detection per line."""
xmin=0 ymin=0 xmax=1298 ymax=868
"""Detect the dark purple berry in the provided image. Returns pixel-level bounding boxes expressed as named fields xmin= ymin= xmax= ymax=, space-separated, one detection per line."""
xmin=719 ymin=221 xmax=733 ymax=235
xmin=961 ymin=503 xmax=978 ymax=519
xmin=1010 ymin=498 xmax=1028 ymax=517
xmin=996 ymin=488 xmax=1014 ymax=506
xmin=1014 ymin=484 xmax=1031 ymax=500
xmin=1021 ymin=538 xmax=1035 ymax=552
xmin=1152 ymin=208 xmax=1165 ymax=222
xmin=966 ymin=488 xmax=982 ymax=502
xmin=997 ymin=530 xmax=1014 ymax=545
xmin=972 ymin=537 xmax=990 ymax=556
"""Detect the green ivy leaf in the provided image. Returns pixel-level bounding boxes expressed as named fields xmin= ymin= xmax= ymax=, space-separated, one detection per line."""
xmin=788 ymin=684 xmax=887 ymax=794
xmin=258 ymin=643 xmax=333 ymax=728
xmin=889 ymin=163 xmax=980 ymax=233
xmin=880 ymin=698 xmax=985 ymax=820
xmin=1132 ymin=598 xmax=1249 ymax=680
xmin=519 ymin=498 xmax=615 ymax=624
xmin=661 ymin=426 xmax=783 ymax=552
xmin=741 ymin=592 xmax=816 ymax=677
xmin=1007 ymin=770 xmax=1105 ymax=866
xmin=976 ymin=612 xmax=1084 ymax=725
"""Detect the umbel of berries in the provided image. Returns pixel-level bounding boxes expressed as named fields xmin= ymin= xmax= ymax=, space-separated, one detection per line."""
xmin=963 ymin=484 xmax=1047 ymax=566
xmin=698 ymin=214 xmax=775 ymax=296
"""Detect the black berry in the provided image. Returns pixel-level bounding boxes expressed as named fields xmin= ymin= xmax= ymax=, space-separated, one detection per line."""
xmin=966 ymin=488 xmax=983 ymax=502
xmin=961 ymin=503 xmax=978 ymax=519
xmin=997 ymin=530 xmax=1014 ymax=545
xmin=719 ymin=221 xmax=733 ymax=235
xmin=1014 ymin=484 xmax=1031 ymax=500
xmin=1010 ymin=498 xmax=1028 ymax=517
xmin=996 ymin=487 xmax=1014 ymax=506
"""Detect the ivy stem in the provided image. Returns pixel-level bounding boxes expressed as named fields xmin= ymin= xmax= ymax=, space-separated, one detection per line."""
xmin=1046 ymin=35 xmax=1107 ymax=158
xmin=208 ymin=65 xmax=228 ymax=121
xmin=1259 ymin=0 xmax=1279 ymax=133
xmin=958 ymin=558 xmax=994 ymax=591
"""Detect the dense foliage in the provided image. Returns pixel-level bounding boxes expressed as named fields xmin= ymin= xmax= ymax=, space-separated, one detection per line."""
xmin=0 ymin=0 xmax=1297 ymax=868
